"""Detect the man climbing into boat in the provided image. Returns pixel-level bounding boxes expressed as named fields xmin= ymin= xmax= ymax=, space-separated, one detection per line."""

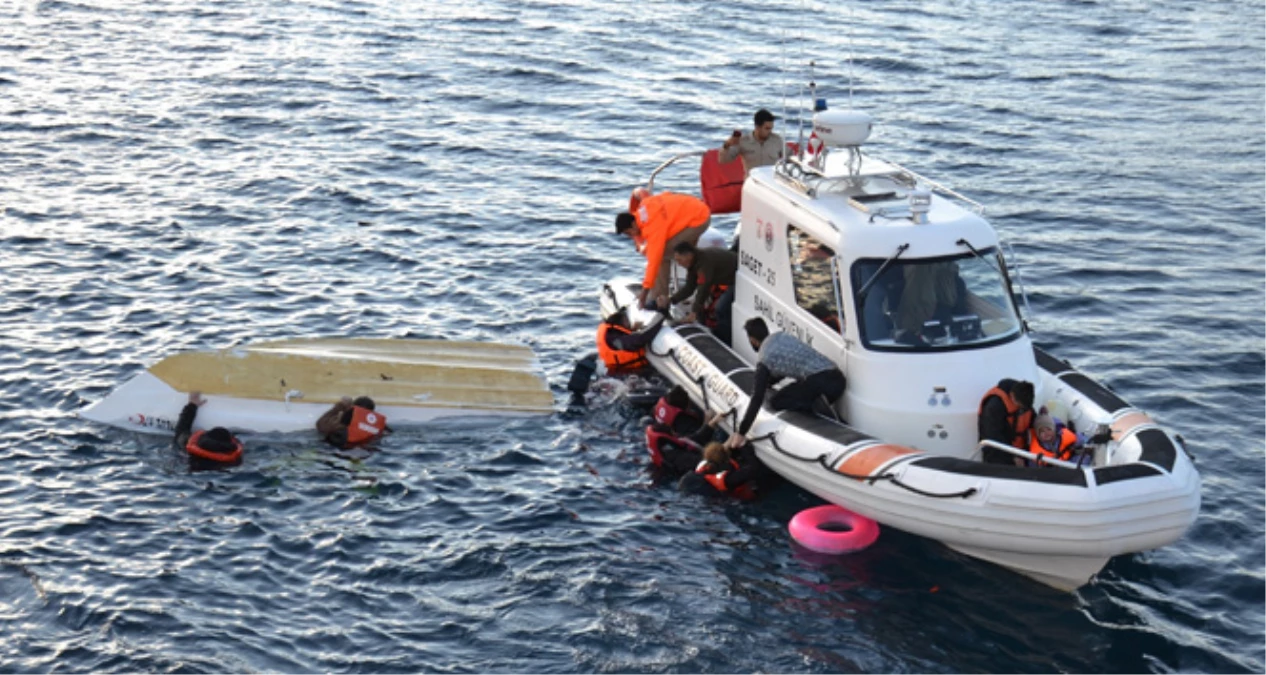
xmin=725 ymin=317 xmax=847 ymax=450
xmin=659 ymin=241 xmax=737 ymax=343
xmin=173 ymin=391 xmax=243 ymax=466
xmin=977 ymin=379 xmax=1035 ymax=465
xmin=316 ymin=396 xmax=388 ymax=449
xmin=597 ymin=308 xmax=666 ymax=373
xmin=718 ymin=108 xmax=784 ymax=173
xmin=615 ymin=190 xmax=711 ymax=310
xmin=564 ymin=309 xmax=666 ymax=407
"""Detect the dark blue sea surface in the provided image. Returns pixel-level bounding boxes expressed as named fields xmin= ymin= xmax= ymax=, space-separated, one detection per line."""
xmin=1 ymin=0 xmax=1262 ymax=672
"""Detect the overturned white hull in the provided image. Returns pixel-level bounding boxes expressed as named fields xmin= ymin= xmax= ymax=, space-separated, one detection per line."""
xmin=81 ymin=338 xmax=554 ymax=435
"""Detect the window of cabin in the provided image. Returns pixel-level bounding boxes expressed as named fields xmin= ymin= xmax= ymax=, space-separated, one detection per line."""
xmin=786 ymin=225 xmax=842 ymax=334
xmin=850 ymin=249 xmax=1024 ymax=351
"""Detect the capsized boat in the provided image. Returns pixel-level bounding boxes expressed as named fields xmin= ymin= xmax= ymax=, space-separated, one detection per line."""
xmin=80 ymin=338 xmax=554 ymax=435
xmin=602 ymin=102 xmax=1200 ymax=591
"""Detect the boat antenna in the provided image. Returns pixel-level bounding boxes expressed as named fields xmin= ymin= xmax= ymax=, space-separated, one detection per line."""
xmin=788 ymin=19 xmax=806 ymax=161
xmin=781 ymin=28 xmax=791 ymax=161
xmin=797 ymin=61 xmax=817 ymax=157
xmin=809 ymin=59 xmax=817 ymax=103
xmin=847 ymin=1 xmax=855 ymax=107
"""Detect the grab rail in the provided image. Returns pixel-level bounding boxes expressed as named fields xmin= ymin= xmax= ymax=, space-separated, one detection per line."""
xmin=977 ymin=439 xmax=1089 ymax=471
xmin=646 ymin=150 xmax=706 ymax=192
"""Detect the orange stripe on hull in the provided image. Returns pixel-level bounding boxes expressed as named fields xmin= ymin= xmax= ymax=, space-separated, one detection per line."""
xmin=837 ymin=444 xmax=920 ymax=478
xmin=1111 ymin=411 xmax=1154 ymax=441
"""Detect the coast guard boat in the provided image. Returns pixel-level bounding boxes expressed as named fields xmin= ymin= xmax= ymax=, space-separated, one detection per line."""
xmin=602 ymin=101 xmax=1200 ymax=591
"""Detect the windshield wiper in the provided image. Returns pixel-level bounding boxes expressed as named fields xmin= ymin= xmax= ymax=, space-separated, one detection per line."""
xmin=956 ymin=238 xmax=1001 ymax=274
xmin=857 ymin=243 xmax=910 ymax=298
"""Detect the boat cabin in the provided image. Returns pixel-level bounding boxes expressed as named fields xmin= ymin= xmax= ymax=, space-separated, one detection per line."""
xmin=727 ymin=112 xmax=1041 ymax=458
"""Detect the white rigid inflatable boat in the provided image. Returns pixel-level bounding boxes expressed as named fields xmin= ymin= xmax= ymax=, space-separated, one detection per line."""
xmin=603 ymin=104 xmax=1200 ymax=591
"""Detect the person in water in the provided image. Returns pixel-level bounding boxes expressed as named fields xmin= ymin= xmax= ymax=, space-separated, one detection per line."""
xmin=173 ymin=391 xmax=243 ymax=465
xmin=596 ymin=308 xmax=666 ymax=373
xmin=564 ymin=311 xmax=668 ymax=408
xmin=719 ymin=108 xmax=785 ymax=173
xmin=977 ymin=378 xmax=1035 ymax=465
xmin=316 ymin=395 xmax=388 ymax=449
xmin=678 ymin=440 xmax=766 ymax=500
xmin=726 ymin=317 xmax=847 ymax=450
xmin=648 ymin=387 xmax=716 ymax=474
xmin=615 ymin=190 xmax=711 ymax=310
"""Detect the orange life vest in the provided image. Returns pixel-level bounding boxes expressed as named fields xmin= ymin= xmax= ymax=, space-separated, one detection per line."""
xmin=653 ymin=396 xmax=687 ymax=428
xmin=695 ymin=459 xmax=756 ymax=500
xmin=1030 ymin=427 xmax=1078 ymax=461
xmin=596 ymin=322 xmax=648 ymax=372
xmin=186 ymin=430 xmax=244 ymax=464
xmin=346 ymin=406 xmax=387 ymax=447
xmin=699 ymin=278 xmax=729 ymax=311
xmin=978 ymin=385 xmax=1034 ymax=449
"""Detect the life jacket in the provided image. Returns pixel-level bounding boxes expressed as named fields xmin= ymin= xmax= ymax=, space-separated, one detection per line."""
xmin=645 ymin=422 xmax=702 ymax=469
xmin=345 ymin=405 xmax=387 ymax=447
xmin=653 ymin=396 xmax=701 ymax=433
xmin=186 ymin=430 xmax=244 ymax=464
xmin=596 ymin=322 xmax=648 ymax=372
xmin=697 ymin=280 xmax=730 ymax=325
xmin=978 ymin=383 xmax=1034 ymax=449
xmin=695 ymin=459 xmax=756 ymax=500
xmin=1030 ymin=426 xmax=1079 ymax=462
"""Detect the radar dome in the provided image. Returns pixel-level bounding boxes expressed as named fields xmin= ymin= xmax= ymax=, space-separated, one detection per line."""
xmin=812 ymin=109 xmax=873 ymax=147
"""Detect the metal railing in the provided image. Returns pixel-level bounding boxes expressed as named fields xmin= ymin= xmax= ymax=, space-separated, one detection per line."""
xmin=646 ymin=150 xmax=707 ymax=192
xmin=976 ymin=439 xmax=1091 ymax=471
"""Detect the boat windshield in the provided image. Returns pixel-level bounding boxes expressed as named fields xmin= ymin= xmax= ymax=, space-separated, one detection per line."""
xmin=851 ymin=249 xmax=1023 ymax=351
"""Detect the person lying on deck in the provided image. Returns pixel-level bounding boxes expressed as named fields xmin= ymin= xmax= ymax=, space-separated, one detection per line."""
xmin=726 ymin=318 xmax=847 ymax=450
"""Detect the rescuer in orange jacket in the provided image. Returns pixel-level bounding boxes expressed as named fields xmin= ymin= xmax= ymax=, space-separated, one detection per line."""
xmin=316 ymin=396 xmax=389 ymax=449
xmin=615 ymin=190 xmax=711 ymax=310
xmin=977 ymin=378 xmax=1035 ymax=465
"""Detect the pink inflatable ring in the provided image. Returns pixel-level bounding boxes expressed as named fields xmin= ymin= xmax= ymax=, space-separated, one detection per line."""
xmin=788 ymin=505 xmax=880 ymax=554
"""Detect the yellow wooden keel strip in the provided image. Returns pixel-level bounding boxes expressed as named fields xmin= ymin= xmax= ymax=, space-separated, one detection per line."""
xmin=148 ymin=339 xmax=552 ymax=412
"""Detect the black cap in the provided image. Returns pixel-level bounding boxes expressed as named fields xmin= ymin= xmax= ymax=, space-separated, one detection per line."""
xmin=205 ymin=427 xmax=233 ymax=444
xmin=615 ymin=212 xmax=636 ymax=234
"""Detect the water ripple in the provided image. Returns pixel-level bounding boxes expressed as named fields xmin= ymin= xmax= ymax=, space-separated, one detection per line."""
xmin=0 ymin=0 xmax=1261 ymax=672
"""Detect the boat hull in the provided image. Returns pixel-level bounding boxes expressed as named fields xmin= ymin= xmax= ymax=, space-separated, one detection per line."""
xmin=80 ymin=338 xmax=554 ymax=435
xmin=603 ymin=278 xmax=1200 ymax=590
